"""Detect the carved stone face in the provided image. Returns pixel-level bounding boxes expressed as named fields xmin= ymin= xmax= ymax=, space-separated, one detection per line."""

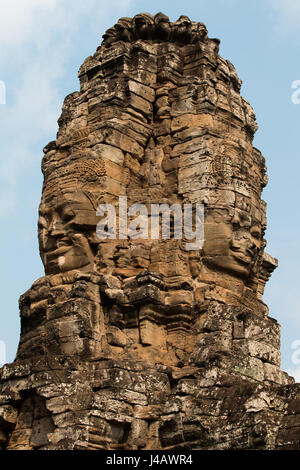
xmin=202 ymin=208 xmax=262 ymax=278
xmin=173 ymin=16 xmax=192 ymax=43
xmin=134 ymin=13 xmax=154 ymax=39
xmin=192 ymin=22 xmax=208 ymax=42
xmin=154 ymin=13 xmax=171 ymax=41
xmin=38 ymin=191 xmax=98 ymax=275
xmin=103 ymin=27 xmax=118 ymax=44
xmin=115 ymin=18 xmax=133 ymax=42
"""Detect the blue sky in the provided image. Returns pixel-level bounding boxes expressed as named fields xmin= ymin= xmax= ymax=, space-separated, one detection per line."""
xmin=0 ymin=0 xmax=299 ymax=380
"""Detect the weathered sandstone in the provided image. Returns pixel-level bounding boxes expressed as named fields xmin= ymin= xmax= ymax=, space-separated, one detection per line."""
xmin=0 ymin=13 xmax=299 ymax=450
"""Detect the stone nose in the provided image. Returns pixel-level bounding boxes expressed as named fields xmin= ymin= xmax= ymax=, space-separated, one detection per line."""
xmin=247 ymin=236 xmax=258 ymax=255
xmin=231 ymin=210 xmax=242 ymax=227
xmin=48 ymin=216 xmax=64 ymax=238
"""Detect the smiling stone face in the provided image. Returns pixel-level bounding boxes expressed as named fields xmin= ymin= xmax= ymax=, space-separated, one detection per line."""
xmin=38 ymin=191 xmax=99 ymax=275
xmin=202 ymin=206 xmax=263 ymax=279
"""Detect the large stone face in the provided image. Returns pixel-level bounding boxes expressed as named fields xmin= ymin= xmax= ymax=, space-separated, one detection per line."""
xmin=0 ymin=13 xmax=299 ymax=450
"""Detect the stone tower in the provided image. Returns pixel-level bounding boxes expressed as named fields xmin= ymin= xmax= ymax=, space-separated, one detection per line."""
xmin=0 ymin=13 xmax=299 ymax=450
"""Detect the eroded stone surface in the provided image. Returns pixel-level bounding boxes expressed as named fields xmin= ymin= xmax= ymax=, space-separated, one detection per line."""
xmin=0 ymin=13 xmax=299 ymax=450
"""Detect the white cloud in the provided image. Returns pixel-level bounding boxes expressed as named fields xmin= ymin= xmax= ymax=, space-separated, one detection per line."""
xmin=0 ymin=0 xmax=133 ymax=216
xmin=0 ymin=0 xmax=57 ymax=48
xmin=269 ymin=0 xmax=300 ymax=30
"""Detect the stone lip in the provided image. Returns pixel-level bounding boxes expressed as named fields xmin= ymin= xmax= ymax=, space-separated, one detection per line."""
xmin=102 ymin=12 xmax=210 ymax=47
